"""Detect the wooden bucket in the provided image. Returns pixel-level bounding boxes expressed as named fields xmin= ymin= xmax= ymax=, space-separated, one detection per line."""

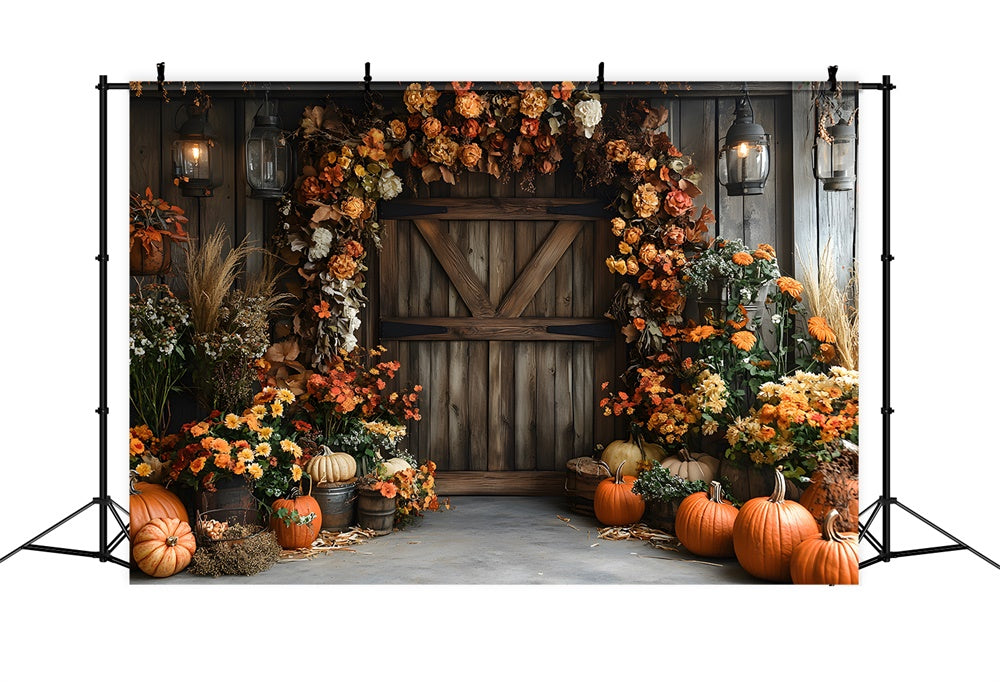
xmin=564 ymin=457 xmax=607 ymax=517
xmin=642 ymin=499 xmax=680 ymax=534
xmin=357 ymin=488 xmax=395 ymax=536
xmin=314 ymin=481 xmax=356 ymax=532
xmin=196 ymin=476 xmax=262 ymax=526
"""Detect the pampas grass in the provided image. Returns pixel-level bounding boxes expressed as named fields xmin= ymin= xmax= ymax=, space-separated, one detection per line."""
xmin=798 ymin=241 xmax=859 ymax=370
xmin=182 ymin=224 xmax=253 ymax=335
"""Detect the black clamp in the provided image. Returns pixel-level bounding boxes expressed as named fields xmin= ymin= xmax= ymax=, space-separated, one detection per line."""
xmin=95 ymin=407 xmax=109 ymax=415
xmin=364 ymin=62 xmax=372 ymax=92
xmin=156 ymin=61 xmax=165 ymax=93
xmin=597 ymin=61 xmax=605 ymax=92
xmin=881 ymin=254 xmax=895 ymax=262
xmin=827 ymin=65 xmax=838 ymax=93
xmin=95 ymin=255 xmax=109 ymax=262
xmin=881 ymin=407 xmax=895 ymax=415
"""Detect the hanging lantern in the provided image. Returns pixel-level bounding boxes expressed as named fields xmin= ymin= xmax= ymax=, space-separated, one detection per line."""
xmin=814 ymin=116 xmax=856 ymax=191
xmin=171 ymin=104 xmax=219 ymax=197
xmin=245 ymin=98 xmax=291 ymax=199
xmin=718 ymin=94 xmax=771 ymax=196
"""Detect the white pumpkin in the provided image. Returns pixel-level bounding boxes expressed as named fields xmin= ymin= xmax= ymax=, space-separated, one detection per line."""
xmin=660 ymin=450 xmax=719 ymax=483
xmin=382 ymin=457 xmax=414 ymax=477
xmin=601 ymin=435 xmax=665 ymax=478
xmin=306 ymin=446 xmax=357 ymax=483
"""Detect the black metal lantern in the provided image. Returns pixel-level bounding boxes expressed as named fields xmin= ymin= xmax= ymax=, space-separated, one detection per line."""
xmin=814 ymin=117 xmax=856 ymax=191
xmin=171 ymin=104 xmax=219 ymax=197
xmin=245 ymin=97 xmax=291 ymax=199
xmin=718 ymin=94 xmax=771 ymax=196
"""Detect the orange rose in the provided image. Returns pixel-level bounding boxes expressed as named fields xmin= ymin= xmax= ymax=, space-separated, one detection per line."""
xmin=389 ymin=119 xmax=407 ymax=140
xmin=520 ymin=117 xmax=540 ymax=137
xmin=519 ymin=88 xmax=548 ymax=118
xmin=343 ymin=240 xmax=365 ymax=258
xmin=638 ymin=243 xmax=658 ymax=266
xmin=329 ymin=254 xmax=358 ymax=279
xmin=666 ymin=226 xmax=685 ymax=246
xmin=299 ymin=176 xmax=325 ymax=202
xmin=461 ymin=118 xmax=481 ymax=139
xmin=632 ymin=183 xmax=660 ymax=218
xmin=341 ymin=196 xmax=365 ymax=220
xmin=605 ymin=139 xmax=630 ymax=162
xmin=624 ymin=226 xmax=643 ymax=245
xmin=664 ymin=189 xmax=693 ymax=217
xmin=421 ymin=117 xmax=442 ymax=138
xmin=458 ymin=143 xmax=482 ymax=169
xmin=454 ymin=91 xmax=485 ymax=119
xmin=427 ymin=137 xmax=459 ymax=166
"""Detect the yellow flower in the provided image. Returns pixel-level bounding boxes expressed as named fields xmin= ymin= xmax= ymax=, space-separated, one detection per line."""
xmin=291 ymin=443 xmax=303 ymax=458
xmin=255 ymin=443 xmax=272 ymax=457
xmin=135 ymin=462 xmax=153 ymax=478
xmin=247 ymin=463 xmax=264 ymax=480
xmin=238 ymin=448 xmax=254 ymax=463
xmin=291 ymin=464 xmax=303 ymax=482
xmin=271 ymin=401 xmax=284 ymax=418
xmin=251 ymin=405 xmax=267 ymax=418
xmin=611 ymin=217 xmax=626 ymax=236
xmin=280 ymin=439 xmax=294 ymax=453
xmin=190 ymin=422 xmax=209 ymax=438
xmin=259 ymin=426 xmax=274 ymax=440
xmin=129 ymin=437 xmax=145 ymax=456
xmin=277 ymin=389 xmax=295 ymax=404
xmin=224 ymin=413 xmax=242 ymax=429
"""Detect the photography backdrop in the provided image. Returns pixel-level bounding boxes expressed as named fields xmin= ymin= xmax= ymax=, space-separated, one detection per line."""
xmin=0 ymin=1 xmax=997 ymax=679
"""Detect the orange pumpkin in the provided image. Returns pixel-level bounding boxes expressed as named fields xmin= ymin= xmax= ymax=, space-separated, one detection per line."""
xmin=132 ymin=517 xmax=196 ymax=578
xmin=675 ymin=480 xmax=739 ymax=558
xmin=270 ymin=482 xmax=322 ymax=549
xmin=129 ymin=480 xmax=188 ymax=541
xmin=733 ymin=468 xmax=818 ymax=582
xmin=593 ymin=461 xmax=645 ymax=526
xmin=791 ymin=509 xmax=859 ymax=585
xmin=799 ymin=471 xmax=859 ymax=531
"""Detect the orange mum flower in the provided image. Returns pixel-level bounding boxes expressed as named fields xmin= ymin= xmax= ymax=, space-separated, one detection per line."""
xmin=731 ymin=331 xmax=757 ymax=351
xmin=189 ymin=457 xmax=207 ymax=474
xmin=633 ymin=317 xmax=646 ymax=331
xmin=754 ymin=243 xmax=776 ymax=260
xmin=814 ymin=342 xmax=836 ymax=363
xmin=727 ymin=304 xmax=748 ymax=330
xmin=776 ymin=276 xmax=804 ymax=300
xmin=732 ymin=251 xmax=754 ymax=266
xmin=808 ymin=316 xmax=837 ymax=343
xmin=682 ymin=325 xmax=717 ymax=343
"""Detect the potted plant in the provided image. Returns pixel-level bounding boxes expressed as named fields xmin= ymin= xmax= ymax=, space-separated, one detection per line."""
xmin=129 ymin=187 xmax=189 ymax=275
xmin=355 ymin=452 xmax=440 ymax=534
xmin=632 ymin=466 xmax=715 ymax=533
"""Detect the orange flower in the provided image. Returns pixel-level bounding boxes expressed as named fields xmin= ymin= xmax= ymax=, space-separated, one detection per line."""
xmin=731 ymin=330 xmax=757 ymax=351
xmin=550 ymin=81 xmax=575 ymax=101
xmin=732 ymin=252 xmax=754 ymax=266
xmin=129 ymin=438 xmax=145 ymax=455
xmin=343 ymin=240 xmax=365 ymax=258
xmin=341 ymin=196 xmax=365 ymax=220
xmin=808 ymin=316 xmax=837 ymax=343
xmin=214 ymin=452 xmax=231 ymax=469
xmin=190 ymin=457 xmax=206 ymax=474
xmin=377 ymin=481 xmax=399 ymax=499
xmin=815 ymin=342 xmax=836 ymax=363
xmin=758 ymin=404 xmax=778 ymax=423
xmin=727 ymin=304 xmax=748 ymax=330
xmin=754 ymin=243 xmax=776 ymax=260
xmin=189 ymin=422 xmax=209 ymax=438
xmin=610 ymin=217 xmax=626 ymax=236
xmin=314 ymin=300 xmax=332 ymax=319
xmin=682 ymin=325 xmax=716 ymax=343
xmin=633 ymin=317 xmax=646 ymax=331
xmin=624 ymin=226 xmax=643 ymax=245
xmin=776 ymin=276 xmax=804 ymax=300
xmin=329 ymin=254 xmax=358 ymax=280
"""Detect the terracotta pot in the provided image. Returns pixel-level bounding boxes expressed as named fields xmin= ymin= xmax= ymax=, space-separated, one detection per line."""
xmin=130 ymin=238 xmax=172 ymax=276
xmin=720 ymin=460 xmax=800 ymax=504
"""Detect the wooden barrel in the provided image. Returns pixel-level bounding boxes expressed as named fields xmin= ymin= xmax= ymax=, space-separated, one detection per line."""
xmin=565 ymin=457 xmax=607 ymax=517
xmin=356 ymin=488 xmax=395 ymax=536
xmin=196 ymin=476 xmax=262 ymax=526
xmin=313 ymin=482 xmax=356 ymax=532
xmin=642 ymin=499 xmax=680 ymax=534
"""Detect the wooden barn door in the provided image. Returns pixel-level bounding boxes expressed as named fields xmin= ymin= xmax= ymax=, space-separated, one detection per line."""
xmin=377 ymin=177 xmax=618 ymax=495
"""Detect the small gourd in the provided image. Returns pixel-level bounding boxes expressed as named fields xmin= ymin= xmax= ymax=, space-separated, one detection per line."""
xmin=660 ymin=448 xmax=719 ymax=484
xmin=382 ymin=457 xmax=414 ymax=478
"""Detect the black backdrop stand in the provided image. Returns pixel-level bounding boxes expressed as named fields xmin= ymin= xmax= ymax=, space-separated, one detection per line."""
xmin=0 ymin=75 xmax=130 ymax=569
xmin=1 ymin=70 xmax=997 ymax=573
xmin=856 ymin=75 xmax=999 ymax=571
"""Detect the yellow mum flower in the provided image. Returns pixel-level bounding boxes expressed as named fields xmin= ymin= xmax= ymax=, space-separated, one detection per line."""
xmin=276 ymin=389 xmax=295 ymax=404
xmin=271 ymin=401 xmax=284 ymax=418
xmin=247 ymin=463 xmax=264 ymax=480
xmin=251 ymin=405 xmax=267 ymax=418
xmin=280 ymin=439 xmax=294 ymax=453
xmin=291 ymin=464 xmax=303 ymax=482
xmin=238 ymin=448 xmax=254 ymax=462
xmin=224 ymin=413 xmax=242 ymax=429
xmin=255 ymin=443 xmax=272 ymax=457
xmin=259 ymin=426 xmax=274 ymax=440
xmin=135 ymin=462 xmax=153 ymax=478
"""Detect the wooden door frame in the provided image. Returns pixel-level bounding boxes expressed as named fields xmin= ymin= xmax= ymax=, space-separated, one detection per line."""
xmin=368 ymin=197 xmax=623 ymax=496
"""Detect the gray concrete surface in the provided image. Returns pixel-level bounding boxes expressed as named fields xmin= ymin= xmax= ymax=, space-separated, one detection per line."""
xmin=132 ymin=496 xmax=763 ymax=585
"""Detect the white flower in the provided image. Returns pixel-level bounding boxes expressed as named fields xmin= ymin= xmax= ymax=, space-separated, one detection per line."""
xmin=771 ymin=314 xmax=782 ymax=325
xmin=573 ymin=99 xmax=603 ymax=138
xmin=308 ymin=227 xmax=333 ymax=261
xmin=378 ymin=170 xmax=403 ymax=200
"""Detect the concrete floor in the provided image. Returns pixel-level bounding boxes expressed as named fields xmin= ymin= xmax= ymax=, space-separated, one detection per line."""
xmin=132 ymin=496 xmax=763 ymax=585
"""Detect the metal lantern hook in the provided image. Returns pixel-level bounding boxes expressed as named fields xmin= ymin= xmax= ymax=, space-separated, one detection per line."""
xmin=364 ymin=62 xmax=372 ymax=92
xmin=828 ymin=65 xmax=839 ymax=93
xmin=597 ymin=62 xmax=605 ymax=92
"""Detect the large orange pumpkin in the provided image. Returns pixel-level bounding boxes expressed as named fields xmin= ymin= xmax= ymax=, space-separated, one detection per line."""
xmin=129 ymin=480 xmax=188 ymax=541
xmin=270 ymin=483 xmax=322 ymax=549
xmin=132 ymin=517 xmax=197 ymax=578
xmin=791 ymin=509 xmax=859 ymax=585
xmin=799 ymin=471 xmax=859 ymax=531
xmin=593 ymin=461 xmax=645 ymax=526
xmin=675 ymin=481 xmax=739 ymax=558
xmin=733 ymin=468 xmax=818 ymax=582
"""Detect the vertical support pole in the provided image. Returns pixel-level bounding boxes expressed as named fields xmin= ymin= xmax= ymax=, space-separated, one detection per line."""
xmin=97 ymin=74 xmax=110 ymax=561
xmin=880 ymin=74 xmax=893 ymax=563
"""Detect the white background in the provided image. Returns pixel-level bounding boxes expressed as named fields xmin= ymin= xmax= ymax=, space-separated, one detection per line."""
xmin=1 ymin=2 xmax=997 ymax=679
